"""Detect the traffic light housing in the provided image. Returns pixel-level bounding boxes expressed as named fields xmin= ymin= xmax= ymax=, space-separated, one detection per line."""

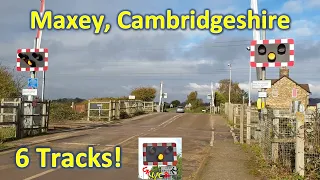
xmin=143 ymin=143 xmax=177 ymax=166
xmin=250 ymin=39 xmax=294 ymax=68
xmin=16 ymin=48 xmax=48 ymax=71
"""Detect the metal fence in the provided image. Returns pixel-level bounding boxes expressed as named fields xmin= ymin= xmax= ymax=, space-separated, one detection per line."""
xmin=221 ymin=102 xmax=320 ymax=178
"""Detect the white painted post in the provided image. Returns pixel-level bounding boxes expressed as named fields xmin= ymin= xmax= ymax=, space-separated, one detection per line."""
xmin=246 ymin=107 xmax=251 ymax=144
xmin=295 ymin=112 xmax=305 ymax=176
xmin=240 ymin=105 xmax=244 ymax=144
xmin=272 ymin=118 xmax=279 ymax=162
xmin=0 ymin=99 xmax=3 ymax=122
xmin=41 ymin=100 xmax=47 ymax=133
xmin=108 ymin=101 xmax=112 ymax=121
xmin=87 ymin=100 xmax=90 ymax=121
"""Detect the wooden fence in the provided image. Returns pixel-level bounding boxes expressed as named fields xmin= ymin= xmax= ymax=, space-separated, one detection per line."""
xmin=0 ymin=98 xmax=50 ymax=142
xmin=221 ymin=102 xmax=320 ymax=178
xmin=87 ymin=100 xmax=154 ymax=121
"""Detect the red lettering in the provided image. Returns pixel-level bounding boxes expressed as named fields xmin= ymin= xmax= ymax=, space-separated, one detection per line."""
xmin=142 ymin=167 xmax=150 ymax=175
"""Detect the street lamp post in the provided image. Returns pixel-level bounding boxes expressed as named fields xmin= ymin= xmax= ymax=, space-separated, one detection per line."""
xmin=228 ymin=63 xmax=232 ymax=104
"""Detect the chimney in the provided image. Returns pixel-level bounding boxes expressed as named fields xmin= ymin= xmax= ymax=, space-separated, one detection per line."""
xmin=279 ymin=67 xmax=289 ymax=78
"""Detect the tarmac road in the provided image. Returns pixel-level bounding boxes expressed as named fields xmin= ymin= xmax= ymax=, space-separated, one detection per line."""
xmin=0 ymin=112 xmax=214 ymax=180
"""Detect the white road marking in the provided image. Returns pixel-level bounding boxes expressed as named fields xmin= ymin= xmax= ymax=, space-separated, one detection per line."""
xmin=104 ymin=145 xmax=115 ymax=147
xmin=24 ymin=167 xmax=62 ymax=180
xmin=210 ymin=131 xmax=215 ymax=146
xmin=21 ymin=114 xmax=185 ymax=180
xmin=62 ymin=142 xmax=100 ymax=146
xmin=210 ymin=115 xmax=215 ymax=146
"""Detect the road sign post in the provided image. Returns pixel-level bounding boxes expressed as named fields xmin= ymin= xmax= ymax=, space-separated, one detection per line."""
xmin=28 ymin=78 xmax=39 ymax=89
xmin=17 ymin=47 xmax=49 ymax=132
xmin=249 ymin=38 xmax=295 ymax=146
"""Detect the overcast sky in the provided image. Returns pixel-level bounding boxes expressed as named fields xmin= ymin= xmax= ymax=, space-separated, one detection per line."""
xmin=0 ymin=0 xmax=319 ymax=102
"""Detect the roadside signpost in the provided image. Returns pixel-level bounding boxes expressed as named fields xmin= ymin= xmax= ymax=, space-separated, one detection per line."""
xmin=162 ymin=93 xmax=167 ymax=99
xmin=207 ymin=94 xmax=212 ymax=100
xmin=28 ymin=78 xmax=38 ymax=89
xmin=252 ymin=80 xmax=271 ymax=89
xmin=22 ymin=89 xmax=37 ymax=96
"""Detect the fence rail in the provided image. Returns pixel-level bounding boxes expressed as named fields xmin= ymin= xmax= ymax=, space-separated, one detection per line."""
xmin=87 ymin=100 xmax=154 ymax=121
xmin=0 ymin=98 xmax=50 ymax=142
xmin=220 ymin=102 xmax=320 ymax=179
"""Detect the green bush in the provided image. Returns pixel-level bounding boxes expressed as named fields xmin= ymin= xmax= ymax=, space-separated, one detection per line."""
xmin=50 ymin=102 xmax=85 ymax=122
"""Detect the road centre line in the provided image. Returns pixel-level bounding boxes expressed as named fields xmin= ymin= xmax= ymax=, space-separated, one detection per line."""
xmin=210 ymin=115 xmax=215 ymax=146
xmin=22 ymin=114 xmax=184 ymax=180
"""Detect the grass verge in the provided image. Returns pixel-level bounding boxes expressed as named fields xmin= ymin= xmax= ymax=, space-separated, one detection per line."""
xmin=242 ymin=143 xmax=304 ymax=180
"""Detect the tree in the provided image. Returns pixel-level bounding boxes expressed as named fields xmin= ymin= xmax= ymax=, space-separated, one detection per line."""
xmin=217 ymin=79 xmax=248 ymax=104
xmin=186 ymin=91 xmax=197 ymax=104
xmin=0 ymin=65 xmax=23 ymax=99
xmin=214 ymin=91 xmax=226 ymax=106
xmin=186 ymin=91 xmax=203 ymax=110
xmin=170 ymin=100 xmax=181 ymax=107
xmin=130 ymin=87 xmax=157 ymax=101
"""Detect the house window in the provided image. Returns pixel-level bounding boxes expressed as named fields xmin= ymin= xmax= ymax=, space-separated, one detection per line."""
xmin=272 ymin=88 xmax=278 ymax=97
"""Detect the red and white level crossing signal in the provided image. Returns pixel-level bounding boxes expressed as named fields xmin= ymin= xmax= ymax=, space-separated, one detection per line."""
xmin=250 ymin=38 xmax=294 ymax=68
xmin=143 ymin=143 xmax=177 ymax=166
xmin=16 ymin=48 xmax=48 ymax=72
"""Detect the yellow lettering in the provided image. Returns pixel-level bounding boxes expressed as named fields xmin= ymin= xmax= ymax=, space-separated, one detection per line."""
xmin=189 ymin=9 xmax=196 ymax=29
xmin=261 ymin=10 xmax=267 ymax=29
xmin=277 ymin=15 xmax=290 ymax=29
xmin=15 ymin=148 xmax=30 ymax=168
xmin=36 ymin=148 xmax=51 ymax=168
xmin=166 ymin=10 xmax=179 ymax=29
xmin=132 ymin=15 xmax=143 ymax=29
xmin=117 ymin=11 xmax=131 ymax=29
xmin=180 ymin=15 xmax=189 ymax=29
xmin=268 ymin=15 xmax=277 ymax=29
xmin=101 ymin=152 xmax=113 ymax=168
xmin=145 ymin=15 xmax=165 ymax=29
xmin=61 ymin=153 xmax=74 ymax=168
xmin=51 ymin=152 xmax=61 ymax=168
xmin=66 ymin=15 xmax=79 ymax=29
xmin=30 ymin=11 xmax=52 ymax=29
xmin=223 ymin=15 xmax=235 ymax=29
xmin=88 ymin=147 xmax=101 ymax=167
xmin=236 ymin=15 xmax=246 ymax=29
xmin=91 ymin=15 xmax=105 ymax=34
xmin=210 ymin=15 xmax=223 ymax=34
xmin=75 ymin=153 xmax=87 ymax=168
xmin=247 ymin=9 xmax=260 ymax=29
xmin=197 ymin=10 xmax=209 ymax=29
xmin=53 ymin=15 xmax=65 ymax=29
xmin=79 ymin=15 xmax=91 ymax=29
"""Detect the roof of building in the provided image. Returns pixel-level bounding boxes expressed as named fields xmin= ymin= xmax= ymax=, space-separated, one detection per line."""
xmin=269 ymin=75 xmax=311 ymax=93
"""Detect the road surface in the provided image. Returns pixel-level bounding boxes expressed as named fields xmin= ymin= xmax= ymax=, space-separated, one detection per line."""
xmin=0 ymin=113 xmax=215 ymax=180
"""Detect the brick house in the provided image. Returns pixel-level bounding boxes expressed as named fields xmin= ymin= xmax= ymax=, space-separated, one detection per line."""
xmin=266 ymin=67 xmax=311 ymax=109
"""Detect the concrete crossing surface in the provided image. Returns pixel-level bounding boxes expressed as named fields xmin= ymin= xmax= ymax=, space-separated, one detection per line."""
xmin=0 ymin=113 xmax=257 ymax=180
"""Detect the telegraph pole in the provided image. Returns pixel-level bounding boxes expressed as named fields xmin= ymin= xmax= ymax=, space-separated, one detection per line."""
xmin=228 ymin=64 xmax=232 ymax=104
xmin=159 ymin=81 xmax=163 ymax=112
xmin=261 ymin=29 xmax=267 ymax=106
xmin=211 ymin=82 xmax=215 ymax=114
xmin=38 ymin=0 xmax=46 ymax=100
